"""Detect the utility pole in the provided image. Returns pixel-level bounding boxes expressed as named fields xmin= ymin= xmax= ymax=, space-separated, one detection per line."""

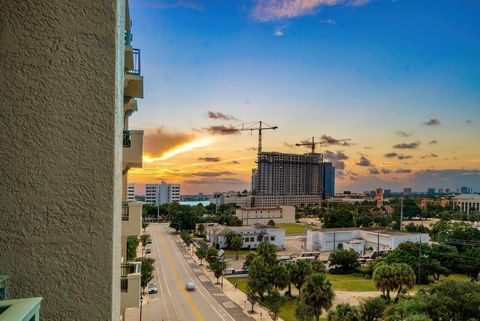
xmin=400 ymin=197 xmax=404 ymax=231
xmin=333 ymin=232 xmax=336 ymax=251
xmin=377 ymin=232 xmax=380 ymax=252
xmin=418 ymin=236 xmax=422 ymax=283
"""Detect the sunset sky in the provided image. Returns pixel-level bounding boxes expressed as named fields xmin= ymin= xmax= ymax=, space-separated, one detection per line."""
xmin=128 ymin=0 xmax=480 ymax=194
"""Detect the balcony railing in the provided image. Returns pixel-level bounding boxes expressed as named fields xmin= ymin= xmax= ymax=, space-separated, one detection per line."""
xmin=0 ymin=297 xmax=43 ymax=321
xmin=126 ymin=48 xmax=141 ymax=75
xmin=122 ymin=202 xmax=129 ymax=221
xmin=120 ymin=262 xmax=140 ymax=293
xmin=123 ymin=130 xmax=131 ymax=148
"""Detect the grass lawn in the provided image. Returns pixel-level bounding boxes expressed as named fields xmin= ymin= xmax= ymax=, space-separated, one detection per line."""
xmin=230 ymin=273 xmax=378 ymax=294
xmin=276 ymin=223 xmax=314 ymax=235
xmin=224 ymin=249 xmax=252 ymax=257
xmin=327 ymin=273 xmax=377 ymax=292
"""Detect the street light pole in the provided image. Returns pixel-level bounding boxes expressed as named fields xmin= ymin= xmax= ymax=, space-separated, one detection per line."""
xmin=139 ymin=293 xmax=143 ymax=321
xmin=400 ymin=197 xmax=404 ymax=231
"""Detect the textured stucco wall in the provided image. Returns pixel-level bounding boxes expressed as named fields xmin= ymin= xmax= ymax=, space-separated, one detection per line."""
xmin=0 ymin=0 xmax=125 ymax=320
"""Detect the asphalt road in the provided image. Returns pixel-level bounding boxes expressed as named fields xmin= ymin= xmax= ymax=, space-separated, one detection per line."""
xmin=142 ymin=223 xmax=254 ymax=321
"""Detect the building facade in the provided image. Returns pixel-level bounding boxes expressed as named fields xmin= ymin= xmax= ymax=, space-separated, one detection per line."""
xmin=306 ymin=228 xmax=429 ymax=254
xmin=453 ymin=194 xmax=480 ymax=212
xmin=205 ymin=224 xmax=285 ymax=250
xmin=127 ymin=184 xmax=136 ymax=202
xmin=0 ymin=1 xmax=143 ymax=320
xmin=145 ymin=182 xmax=181 ymax=204
xmin=236 ymin=206 xmax=296 ymax=225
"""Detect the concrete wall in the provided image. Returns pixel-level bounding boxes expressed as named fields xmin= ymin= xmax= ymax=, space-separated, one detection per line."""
xmin=0 ymin=1 xmax=125 ymax=320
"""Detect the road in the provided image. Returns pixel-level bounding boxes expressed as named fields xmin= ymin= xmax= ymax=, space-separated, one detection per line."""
xmin=141 ymin=223 xmax=254 ymax=321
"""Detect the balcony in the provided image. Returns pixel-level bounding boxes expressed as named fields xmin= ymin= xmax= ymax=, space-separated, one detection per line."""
xmin=124 ymin=97 xmax=138 ymax=115
xmin=120 ymin=262 xmax=141 ymax=311
xmin=123 ymin=130 xmax=143 ymax=169
xmin=0 ymin=297 xmax=43 ymax=321
xmin=124 ymin=48 xmax=143 ymax=98
xmin=121 ymin=201 xmax=142 ymax=237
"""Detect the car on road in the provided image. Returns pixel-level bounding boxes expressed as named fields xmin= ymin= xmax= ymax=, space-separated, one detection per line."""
xmin=185 ymin=282 xmax=196 ymax=291
xmin=145 ymin=245 xmax=152 ymax=254
xmin=147 ymin=283 xmax=158 ymax=294
xmin=146 ymin=237 xmax=152 ymax=244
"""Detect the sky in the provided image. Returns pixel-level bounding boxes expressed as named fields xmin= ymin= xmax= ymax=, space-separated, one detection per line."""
xmin=128 ymin=0 xmax=480 ymax=194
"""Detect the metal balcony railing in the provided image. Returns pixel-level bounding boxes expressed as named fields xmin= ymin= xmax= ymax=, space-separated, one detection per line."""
xmin=122 ymin=202 xmax=129 ymax=221
xmin=123 ymin=130 xmax=131 ymax=148
xmin=126 ymin=48 xmax=141 ymax=75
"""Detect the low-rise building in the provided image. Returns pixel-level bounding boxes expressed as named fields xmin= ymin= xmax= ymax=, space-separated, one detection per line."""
xmin=306 ymin=228 xmax=429 ymax=255
xmin=236 ymin=206 xmax=295 ymax=225
xmin=205 ymin=224 xmax=285 ymax=250
xmin=453 ymin=194 xmax=480 ymax=212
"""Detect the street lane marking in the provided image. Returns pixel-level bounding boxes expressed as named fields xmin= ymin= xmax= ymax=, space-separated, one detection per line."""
xmin=159 ymin=227 xmax=205 ymax=321
xmin=164 ymin=228 xmax=237 ymax=321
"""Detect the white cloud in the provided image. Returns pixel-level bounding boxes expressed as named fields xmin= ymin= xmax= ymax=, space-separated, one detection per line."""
xmin=251 ymin=0 xmax=371 ymax=21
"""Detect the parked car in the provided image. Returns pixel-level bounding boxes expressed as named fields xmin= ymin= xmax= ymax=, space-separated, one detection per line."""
xmin=148 ymin=283 xmax=158 ymax=294
xmin=185 ymin=282 xmax=196 ymax=291
xmin=145 ymin=246 xmax=152 ymax=254
xmin=146 ymin=237 xmax=152 ymax=244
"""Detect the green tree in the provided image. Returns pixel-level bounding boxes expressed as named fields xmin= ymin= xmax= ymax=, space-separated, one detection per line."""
xmin=420 ymin=280 xmax=480 ymax=320
xmin=457 ymin=247 xmax=480 ymax=281
xmin=135 ymin=257 xmax=155 ymax=289
xmin=267 ymin=219 xmax=275 ymax=226
xmin=383 ymin=297 xmax=427 ymax=321
xmin=310 ymin=260 xmax=326 ymax=274
xmin=226 ymin=231 xmax=243 ymax=259
xmin=297 ymin=273 xmax=335 ymax=321
xmin=327 ymin=303 xmax=360 ymax=321
xmin=291 ymin=259 xmax=313 ymax=296
xmin=197 ymin=223 xmax=206 ymax=236
xmin=263 ymin=290 xmax=283 ymax=320
xmin=271 ymin=262 xmax=290 ymax=290
xmin=126 ymin=236 xmax=139 ymax=261
xmin=180 ymin=231 xmax=192 ymax=245
xmin=359 ymin=297 xmax=387 ymax=321
xmin=246 ymin=286 xmax=260 ymax=313
xmin=243 ymin=251 xmax=256 ymax=269
xmin=323 ymin=208 xmax=355 ymax=228
xmin=248 ymin=256 xmax=272 ymax=300
xmin=391 ymin=263 xmax=415 ymax=303
xmin=205 ymin=246 xmax=219 ymax=265
xmin=208 ymin=258 xmax=225 ymax=284
xmin=329 ymin=249 xmax=360 ymax=273
xmin=195 ymin=246 xmax=206 ymax=265
xmin=256 ymin=241 xmax=278 ymax=266
xmin=170 ymin=206 xmax=196 ymax=231
xmin=373 ymin=264 xmax=395 ymax=301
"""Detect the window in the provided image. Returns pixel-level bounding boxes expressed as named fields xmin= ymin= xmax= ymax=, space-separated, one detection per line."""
xmin=271 ymin=236 xmax=275 ymax=241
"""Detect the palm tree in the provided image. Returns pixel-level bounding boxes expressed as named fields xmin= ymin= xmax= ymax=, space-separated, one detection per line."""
xmin=291 ymin=259 xmax=312 ymax=296
xmin=391 ymin=263 xmax=415 ymax=303
xmin=272 ymin=262 xmax=290 ymax=290
xmin=373 ymin=264 xmax=395 ymax=301
xmin=298 ymin=273 xmax=335 ymax=321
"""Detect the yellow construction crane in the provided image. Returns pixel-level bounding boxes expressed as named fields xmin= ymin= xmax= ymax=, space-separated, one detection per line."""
xmin=295 ymin=136 xmax=351 ymax=153
xmin=231 ymin=121 xmax=278 ymax=155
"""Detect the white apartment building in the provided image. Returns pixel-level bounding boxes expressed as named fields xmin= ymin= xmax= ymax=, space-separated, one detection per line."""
xmin=127 ymin=184 xmax=135 ymax=202
xmin=453 ymin=194 xmax=480 ymax=212
xmin=145 ymin=182 xmax=181 ymax=204
xmin=205 ymin=224 xmax=285 ymax=250
xmin=236 ymin=206 xmax=296 ymax=225
xmin=306 ymin=228 xmax=429 ymax=255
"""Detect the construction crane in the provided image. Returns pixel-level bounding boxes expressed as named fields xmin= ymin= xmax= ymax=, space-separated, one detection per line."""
xmin=232 ymin=121 xmax=278 ymax=155
xmin=295 ymin=136 xmax=351 ymax=153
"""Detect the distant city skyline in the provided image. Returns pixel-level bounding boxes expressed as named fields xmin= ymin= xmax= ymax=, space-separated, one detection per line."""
xmin=128 ymin=0 xmax=480 ymax=194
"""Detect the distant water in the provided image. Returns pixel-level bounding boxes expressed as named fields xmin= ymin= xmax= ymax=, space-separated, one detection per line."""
xmin=179 ymin=201 xmax=210 ymax=206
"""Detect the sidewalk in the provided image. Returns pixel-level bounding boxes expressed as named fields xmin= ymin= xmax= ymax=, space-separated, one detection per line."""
xmin=184 ymin=240 xmax=283 ymax=321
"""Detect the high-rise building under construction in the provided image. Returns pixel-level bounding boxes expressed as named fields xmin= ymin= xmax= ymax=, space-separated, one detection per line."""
xmin=252 ymin=152 xmax=335 ymax=199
